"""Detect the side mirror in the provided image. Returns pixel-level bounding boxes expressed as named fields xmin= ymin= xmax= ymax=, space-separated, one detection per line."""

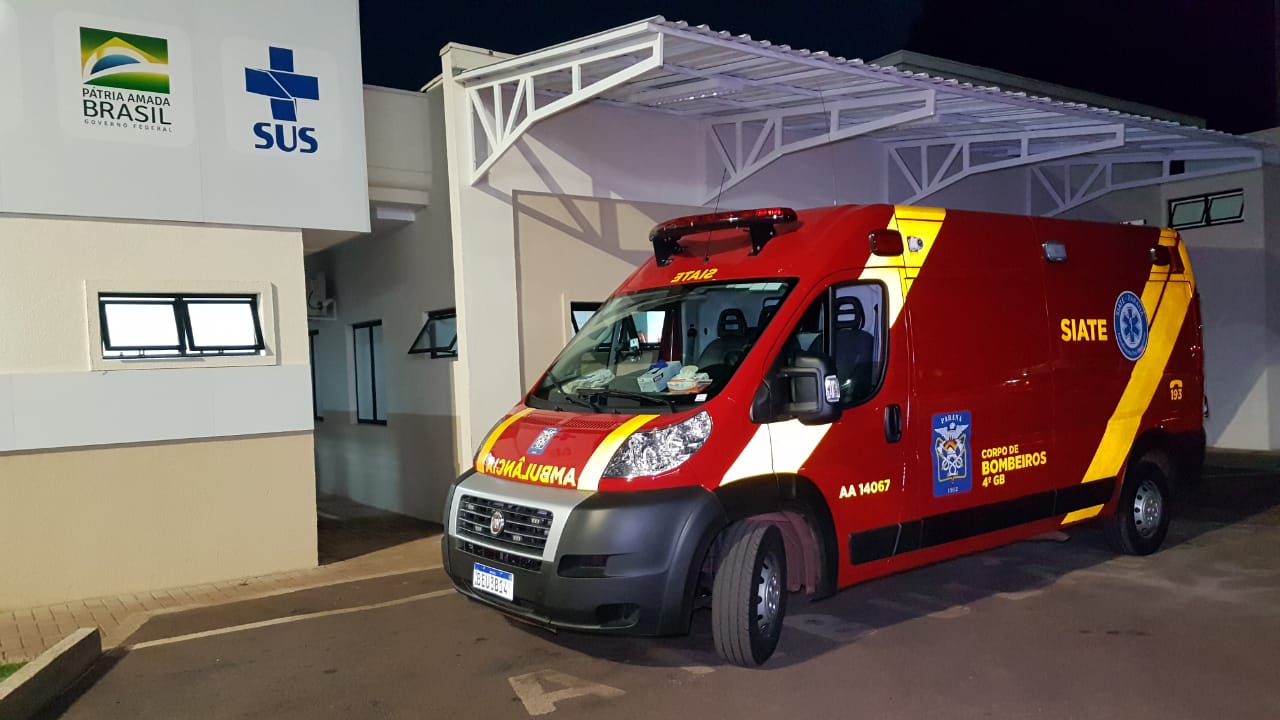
xmin=778 ymin=352 xmax=842 ymax=425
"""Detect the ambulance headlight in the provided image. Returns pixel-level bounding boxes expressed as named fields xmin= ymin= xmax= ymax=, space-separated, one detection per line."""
xmin=603 ymin=411 xmax=712 ymax=479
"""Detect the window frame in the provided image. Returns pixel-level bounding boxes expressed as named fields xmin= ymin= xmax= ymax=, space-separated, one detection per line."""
xmin=1167 ymin=188 xmax=1244 ymax=230
xmin=353 ymin=319 xmax=387 ymax=425
xmin=97 ymin=292 xmax=266 ymax=357
xmin=87 ymin=281 xmax=278 ymax=372
xmin=408 ymin=308 xmax=458 ymax=359
xmin=309 ymin=328 xmax=322 ymax=422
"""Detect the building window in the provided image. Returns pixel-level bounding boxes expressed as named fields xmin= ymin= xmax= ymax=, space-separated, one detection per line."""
xmin=1168 ymin=189 xmax=1244 ymax=230
xmin=353 ymin=320 xmax=387 ymax=424
xmin=309 ymin=329 xmax=322 ymax=421
xmin=408 ymin=308 xmax=457 ymax=359
xmin=570 ymin=301 xmax=601 ymax=334
xmin=98 ymin=294 xmax=265 ymax=359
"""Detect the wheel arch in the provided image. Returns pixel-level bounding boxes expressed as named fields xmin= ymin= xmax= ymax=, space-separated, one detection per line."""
xmin=713 ymin=473 xmax=838 ymax=599
xmin=1127 ymin=426 xmax=1201 ymax=496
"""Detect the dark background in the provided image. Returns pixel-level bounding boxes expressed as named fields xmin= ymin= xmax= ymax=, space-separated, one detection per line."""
xmin=359 ymin=0 xmax=1279 ymax=134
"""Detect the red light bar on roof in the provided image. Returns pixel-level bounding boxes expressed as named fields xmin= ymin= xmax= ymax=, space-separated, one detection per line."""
xmin=648 ymin=207 xmax=798 ymax=266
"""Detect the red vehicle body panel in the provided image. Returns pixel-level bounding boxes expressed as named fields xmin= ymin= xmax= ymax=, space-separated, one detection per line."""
xmin=471 ymin=204 xmax=1203 ymax=592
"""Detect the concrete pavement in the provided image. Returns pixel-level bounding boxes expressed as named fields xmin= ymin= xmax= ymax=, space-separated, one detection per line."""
xmin=0 ymin=496 xmax=441 ymax=664
xmin=36 ymin=460 xmax=1280 ymax=719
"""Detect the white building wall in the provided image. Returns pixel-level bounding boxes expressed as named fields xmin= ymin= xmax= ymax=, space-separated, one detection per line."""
xmin=892 ymin=160 xmax=1033 ymax=215
xmin=309 ymin=207 xmax=457 ymax=521
xmin=717 ymin=138 xmax=889 ymax=209
xmin=512 ymin=193 xmax=704 ymax=388
xmin=364 ymin=86 xmax=433 ymax=196
xmin=1056 ymin=185 xmax=1165 ymax=226
xmin=0 ymin=216 xmax=316 ymax=608
xmin=1161 ymin=170 xmax=1269 ymax=449
xmin=310 ymin=85 xmax=458 ymax=522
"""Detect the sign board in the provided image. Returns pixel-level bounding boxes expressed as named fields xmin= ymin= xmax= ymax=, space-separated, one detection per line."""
xmin=0 ymin=0 xmax=369 ymax=233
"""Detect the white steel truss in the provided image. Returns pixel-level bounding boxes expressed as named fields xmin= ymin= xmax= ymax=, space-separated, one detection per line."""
xmin=887 ymin=125 xmax=1126 ymax=204
xmin=1029 ymin=148 xmax=1264 ymax=216
xmin=703 ymin=90 xmax=935 ymax=203
xmin=464 ymin=34 xmax=664 ymax=183
xmin=452 ymin=16 xmax=1270 ymax=201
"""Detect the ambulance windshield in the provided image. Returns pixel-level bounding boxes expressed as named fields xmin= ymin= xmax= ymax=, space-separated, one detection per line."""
xmin=528 ymin=280 xmax=796 ymax=413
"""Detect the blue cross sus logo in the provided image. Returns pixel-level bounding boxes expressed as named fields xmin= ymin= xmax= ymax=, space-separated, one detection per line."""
xmin=244 ymin=47 xmax=320 ymax=154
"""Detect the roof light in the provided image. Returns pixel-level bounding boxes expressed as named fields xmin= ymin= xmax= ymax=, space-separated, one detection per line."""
xmin=648 ymin=207 xmax=798 ymax=266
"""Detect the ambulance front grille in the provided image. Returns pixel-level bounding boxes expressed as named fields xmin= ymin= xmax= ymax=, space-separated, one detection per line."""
xmin=457 ymin=494 xmax=553 ymax=556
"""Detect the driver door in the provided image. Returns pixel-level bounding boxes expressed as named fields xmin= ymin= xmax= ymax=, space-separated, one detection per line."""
xmin=766 ymin=277 xmax=910 ymax=587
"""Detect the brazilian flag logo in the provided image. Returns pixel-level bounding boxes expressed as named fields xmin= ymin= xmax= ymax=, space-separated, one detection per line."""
xmin=79 ymin=26 xmax=169 ymax=95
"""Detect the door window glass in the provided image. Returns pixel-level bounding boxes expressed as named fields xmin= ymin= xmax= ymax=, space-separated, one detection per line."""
xmin=782 ymin=282 xmax=888 ymax=406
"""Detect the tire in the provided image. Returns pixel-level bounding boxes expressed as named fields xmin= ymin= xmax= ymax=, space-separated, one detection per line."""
xmin=712 ymin=521 xmax=787 ymax=667
xmin=1104 ymin=457 xmax=1172 ymax=555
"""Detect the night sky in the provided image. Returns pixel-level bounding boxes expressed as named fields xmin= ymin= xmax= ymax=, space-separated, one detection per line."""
xmin=359 ymin=0 xmax=1278 ymax=135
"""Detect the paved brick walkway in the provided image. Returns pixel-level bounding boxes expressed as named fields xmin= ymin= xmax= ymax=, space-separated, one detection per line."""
xmin=0 ymin=496 xmax=442 ymax=663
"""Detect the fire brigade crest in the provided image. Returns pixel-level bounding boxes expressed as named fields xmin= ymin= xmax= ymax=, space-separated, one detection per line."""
xmin=932 ymin=411 xmax=972 ymax=497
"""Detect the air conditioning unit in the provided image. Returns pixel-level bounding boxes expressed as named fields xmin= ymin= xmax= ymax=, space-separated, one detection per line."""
xmin=306 ymin=272 xmax=337 ymax=320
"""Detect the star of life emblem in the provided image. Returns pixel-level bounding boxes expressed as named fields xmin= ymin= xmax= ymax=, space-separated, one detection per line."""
xmin=1114 ymin=291 xmax=1148 ymax=361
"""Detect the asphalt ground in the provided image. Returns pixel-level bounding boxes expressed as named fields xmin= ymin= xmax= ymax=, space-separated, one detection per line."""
xmin=39 ymin=467 xmax=1280 ymax=719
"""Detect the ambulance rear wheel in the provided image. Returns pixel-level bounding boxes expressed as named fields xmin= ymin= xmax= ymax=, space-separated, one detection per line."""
xmin=1104 ymin=457 xmax=1171 ymax=556
xmin=712 ymin=521 xmax=787 ymax=667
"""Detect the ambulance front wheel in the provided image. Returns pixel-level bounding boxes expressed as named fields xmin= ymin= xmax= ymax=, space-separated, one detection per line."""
xmin=1105 ymin=455 xmax=1172 ymax=556
xmin=711 ymin=521 xmax=787 ymax=667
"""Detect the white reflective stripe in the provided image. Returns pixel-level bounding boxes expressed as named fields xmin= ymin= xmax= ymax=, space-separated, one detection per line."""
xmin=720 ymin=419 xmax=832 ymax=486
xmin=719 ymin=425 xmax=774 ymax=486
xmin=770 ymin=419 xmax=833 ymax=472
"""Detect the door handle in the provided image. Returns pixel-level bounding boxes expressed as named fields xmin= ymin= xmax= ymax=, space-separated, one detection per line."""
xmin=884 ymin=404 xmax=902 ymax=444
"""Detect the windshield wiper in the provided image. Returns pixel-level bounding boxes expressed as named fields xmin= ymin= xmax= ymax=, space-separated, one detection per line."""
xmin=585 ymin=389 xmax=678 ymax=413
xmin=543 ymin=371 xmax=600 ymax=412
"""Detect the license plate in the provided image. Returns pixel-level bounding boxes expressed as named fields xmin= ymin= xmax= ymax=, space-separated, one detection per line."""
xmin=472 ymin=562 xmax=514 ymax=601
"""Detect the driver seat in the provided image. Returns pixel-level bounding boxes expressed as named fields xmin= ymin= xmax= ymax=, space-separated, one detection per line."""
xmin=832 ymin=297 xmax=874 ymax=400
xmin=697 ymin=308 xmax=749 ymax=367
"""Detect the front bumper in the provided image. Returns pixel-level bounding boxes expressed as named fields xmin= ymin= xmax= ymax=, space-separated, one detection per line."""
xmin=443 ymin=471 xmax=726 ymax=636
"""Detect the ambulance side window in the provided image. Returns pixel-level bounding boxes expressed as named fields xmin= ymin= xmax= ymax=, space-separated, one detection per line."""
xmin=786 ymin=282 xmax=887 ymax=406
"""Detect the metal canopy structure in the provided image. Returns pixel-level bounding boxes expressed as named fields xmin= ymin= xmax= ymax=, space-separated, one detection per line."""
xmin=454 ymin=16 xmax=1266 ymax=212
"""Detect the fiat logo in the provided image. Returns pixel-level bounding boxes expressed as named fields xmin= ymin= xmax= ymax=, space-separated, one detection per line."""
xmin=489 ymin=510 xmax=506 ymax=535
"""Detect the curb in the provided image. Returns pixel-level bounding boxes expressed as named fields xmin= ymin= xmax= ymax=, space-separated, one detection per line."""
xmin=0 ymin=628 xmax=100 ymax=720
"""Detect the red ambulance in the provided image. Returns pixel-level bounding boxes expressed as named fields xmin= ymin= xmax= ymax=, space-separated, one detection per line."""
xmin=443 ymin=204 xmax=1205 ymax=666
